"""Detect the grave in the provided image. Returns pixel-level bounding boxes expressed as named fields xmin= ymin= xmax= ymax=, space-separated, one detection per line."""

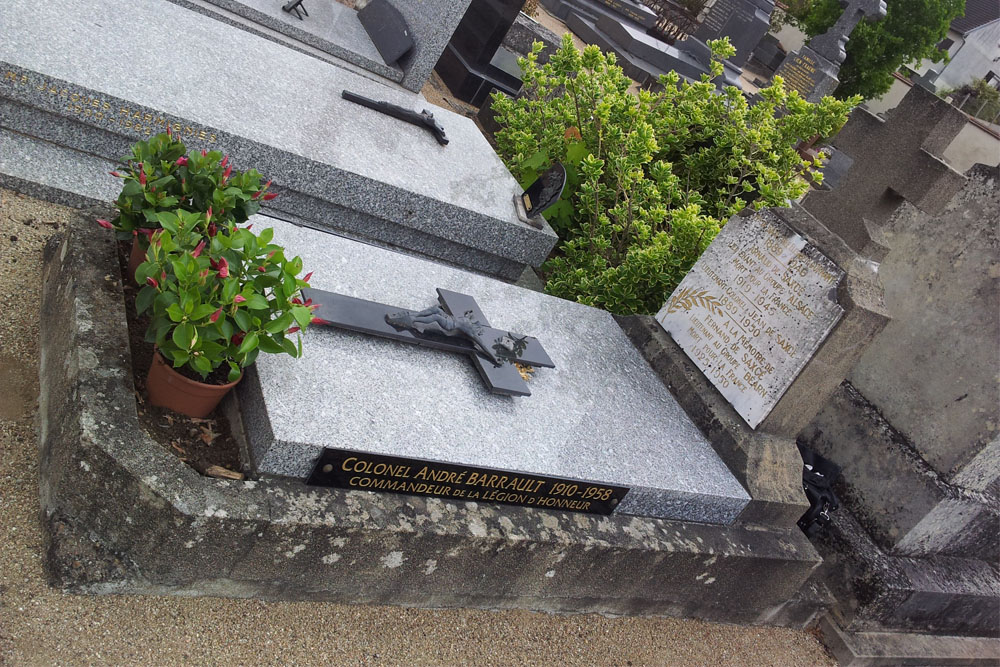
xmin=37 ymin=212 xmax=825 ymax=622
xmin=0 ymin=0 xmax=558 ymax=281
xmin=789 ymin=87 xmax=1000 ymax=661
xmin=801 ymin=84 xmax=967 ymax=260
xmin=174 ymin=0 xmax=469 ymax=92
xmin=239 ymin=218 xmax=750 ymax=523
xmin=772 ymin=0 xmax=885 ymax=102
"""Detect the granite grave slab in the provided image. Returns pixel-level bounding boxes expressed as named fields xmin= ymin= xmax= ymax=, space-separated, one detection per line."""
xmin=0 ymin=0 xmax=557 ymax=280
xmin=238 ymin=216 xmax=750 ymax=524
xmin=187 ymin=0 xmax=469 ymax=92
xmin=656 ymin=209 xmax=845 ymax=429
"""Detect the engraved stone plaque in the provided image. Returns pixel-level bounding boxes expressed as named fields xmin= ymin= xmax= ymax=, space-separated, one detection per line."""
xmin=656 ymin=210 xmax=845 ymax=428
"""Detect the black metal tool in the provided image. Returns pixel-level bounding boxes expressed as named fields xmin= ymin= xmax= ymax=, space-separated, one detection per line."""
xmin=796 ymin=441 xmax=841 ymax=537
xmin=281 ymin=0 xmax=308 ymax=19
xmin=342 ymin=90 xmax=448 ymax=146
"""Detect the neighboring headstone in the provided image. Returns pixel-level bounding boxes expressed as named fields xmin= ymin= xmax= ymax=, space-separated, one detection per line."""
xmin=239 ymin=217 xmax=751 ymax=524
xmin=656 ymin=209 xmax=845 ymax=429
xmin=435 ymin=0 xmax=526 ymax=105
xmin=692 ymin=0 xmax=774 ymax=70
xmin=620 ymin=203 xmax=888 ymax=525
xmin=801 ymin=85 xmax=967 ymax=259
xmin=772 ymin=0 xmax=885 ymax=101
xmin=0 ymin=0 xmax=558 ymax=280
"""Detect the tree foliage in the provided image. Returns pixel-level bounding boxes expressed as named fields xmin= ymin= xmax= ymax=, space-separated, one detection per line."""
xmin=491 ymin=36 xmax=856 ymax=315
xmin=791 ymin=0 xmax=965 ymax=100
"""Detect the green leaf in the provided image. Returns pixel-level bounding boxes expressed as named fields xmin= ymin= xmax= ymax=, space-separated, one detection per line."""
xmin=264 ymin=312 xmax=294 ymax=334
xmin=227 ymin=363 xmax=241 ymax=383
xmin=233 ymin=309 xmax=251 ymax=332
xmin=291 ymin=306 xmax=312 ymax=330
xmin=237 ymin=331 xmax=259 ymax=356
xmin=166 ymin=303 xmax=185 ymax=322
xmin=257 ymin=336 xmax=283 ymax=354
xmin=172 ymin=322 xmax=196 ymax=350
xmin=191 ymin=304 xmax=218 ymax=320
xmin=280 ymin=337 xmax=298 ymax=357
xmin=258 ymin=227 xmax=274 ymax=245
xmin=245 ymin=294 xmax=268 ymax=310
xmin=136 ymin=286 xmax=157 ymax=315
xmin=156 ymin=211 xmax=179 ymax=233
xmin=522 ymin=150 xmax=549 ymax=170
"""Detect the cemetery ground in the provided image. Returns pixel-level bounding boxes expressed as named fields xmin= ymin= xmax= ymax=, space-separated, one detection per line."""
xmin=0 ymin=187 xmax=838 ymax=665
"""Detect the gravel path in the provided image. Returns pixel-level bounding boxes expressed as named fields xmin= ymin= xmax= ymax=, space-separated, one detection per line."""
xmin=0 ymin=188 xmax=834 ymax=666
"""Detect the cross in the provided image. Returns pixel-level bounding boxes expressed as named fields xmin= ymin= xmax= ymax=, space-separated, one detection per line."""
xmin=801 ymin=85 xmax=967 ymax=260
xmin=300 ymin=287 xmax=555 ymax=397
xmin=807 ymin=0 xmax=886 ymax=64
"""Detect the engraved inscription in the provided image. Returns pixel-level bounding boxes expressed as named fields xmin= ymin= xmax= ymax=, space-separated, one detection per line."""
xmin=656 ymin=212 xmax=844 ymax=428
xmin=777 ymin=52 xmax=822 ymax=96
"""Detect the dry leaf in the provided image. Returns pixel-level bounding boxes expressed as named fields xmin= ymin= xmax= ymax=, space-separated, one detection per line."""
xmin=205 ymin=465 xmax=244 ymax=481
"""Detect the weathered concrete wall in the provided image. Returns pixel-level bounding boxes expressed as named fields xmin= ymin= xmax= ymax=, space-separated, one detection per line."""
xmin=38 ymin=216 xmax=824 ymax=625
xmin=848 ymin=164 xmax=1000 ymax=483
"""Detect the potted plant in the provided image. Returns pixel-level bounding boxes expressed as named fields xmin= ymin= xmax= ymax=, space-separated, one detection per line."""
xmin=97 ymin=131 xmax=276 ymax=281
xmin=135 ymin=210 xmax=316 ymax=417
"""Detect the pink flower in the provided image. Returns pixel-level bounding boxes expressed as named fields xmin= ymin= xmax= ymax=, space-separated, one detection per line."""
xmin=199 ymin=268 xmax=209 ymax=278
xmin=209 ymin=307 xmax=222 ymax=323
xmin=207 ymin=222 xmax=217 ymax=237
xmin=222 ymin=165 xmax=232 ymax=182
xmin=166 ymin=125 xmax=172 ymax=137
xmin=257 ymin=266 xmax=266 ymax=273
xmin=96 ymin=218 xmax=113 ymax=230
xmin=244 ymin=223 xmax=253 ymax=231
xmin=201 ymin=149 xmax=207 ymax=157
xmin=176 ymin=156 xmax=189 ymax=166
xmin=231 ymin=331 xmax=245 ymax=346
xmin=233 ymin=294 xmax=246 ymax=304
xmin=220 ymin=155 xmax=229 ymax=168
xmin=191 ymin=240 xmax=206 ymax=258
xmin=206 ymin=206 xmax=212 ymax=223
xmin=109 ymin=171 xmax=121 ymax=178
xmin=267 ymin=250 xmax=277 ymax=259
xmin=262 ymin=192 xmax=277 ymax=201
xmin=291 ymin=297 xmax=302 ymax=305
xmin=310 ymin=317 xmax=328 ymax=325
xmin=146 ymin=276 xmax=158 ymax=288
xmin=216 ymin=257 xmax=229 ymax=278
xmin=302 ymin=271 xmax=313 ymax=283
xmin=139 ymin=170 xmax=146 ymax=186
xmin=287 ymin=326 xmax=300 ymax=335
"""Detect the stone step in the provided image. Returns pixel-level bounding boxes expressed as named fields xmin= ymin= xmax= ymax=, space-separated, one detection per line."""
xmin=0 ymin=0 xmax=557 ymax=281
xmin=815 ymin=507 xmax=1000 ymax=638
xmin=819 ymin=614 xmax=1000 ymax=666
xmin=802 ymin=382 xmax=999 ymax=562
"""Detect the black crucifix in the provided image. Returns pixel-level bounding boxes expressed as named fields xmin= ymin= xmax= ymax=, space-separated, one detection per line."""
xmin=301 ymin=287 xmax=555 ymax=396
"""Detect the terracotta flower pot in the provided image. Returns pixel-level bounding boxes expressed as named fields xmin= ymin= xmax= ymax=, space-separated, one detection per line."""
xmin=146 ymin=351 xmax=242 ymax=418
xmin=127 ymin=237 xmax=145 ymax=284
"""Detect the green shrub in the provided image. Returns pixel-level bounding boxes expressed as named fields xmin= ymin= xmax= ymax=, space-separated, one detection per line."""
xmin=492 ymin=36 xmax=857 ymax=314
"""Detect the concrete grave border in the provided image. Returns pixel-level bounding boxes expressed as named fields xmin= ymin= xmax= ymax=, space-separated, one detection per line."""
xmin=39 ymin=213 xmax=822 ymax=623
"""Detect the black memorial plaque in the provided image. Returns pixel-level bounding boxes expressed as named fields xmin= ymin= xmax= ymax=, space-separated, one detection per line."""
xmin=358 ymin=0 xmax=414 ymax=66
xmin=308 ymin=448 xmax=630 ymax=515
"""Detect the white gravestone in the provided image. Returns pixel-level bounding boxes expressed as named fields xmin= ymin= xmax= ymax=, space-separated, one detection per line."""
xmin=656 ymin=210 xmax=845 ymax=428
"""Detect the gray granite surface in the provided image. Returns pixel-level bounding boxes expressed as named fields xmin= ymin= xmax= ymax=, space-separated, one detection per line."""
xmin=0 ymin=0 xmax=557 ymax=277
xmin=177 ymin=0 xmax=404 ymax=82
xmin=239 ymin=217 xmax=750 ymax=523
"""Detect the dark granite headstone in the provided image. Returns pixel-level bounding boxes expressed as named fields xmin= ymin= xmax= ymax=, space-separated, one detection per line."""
xmin=435 ymin=0 xmax=526 ymax=105
xmin=692 ymin=0 xmax=774 ymax=69
xmin=771 ymin=0 xmax=885 ymax=102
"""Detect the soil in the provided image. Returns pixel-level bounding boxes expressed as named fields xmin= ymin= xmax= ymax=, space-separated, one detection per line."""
xmin=116 ymin=241 xmax=244 ymax=478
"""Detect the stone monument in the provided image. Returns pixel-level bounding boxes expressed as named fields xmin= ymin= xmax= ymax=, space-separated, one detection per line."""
xmin=801 ymin=84 xmax=968 ymax=259
xmin=435 ymin=0 xmax=527 ymax=105
xmin=620 ymin=203 xmax=889 ymax=525
xmin=773 ymin=0 xmax=886 ymax=101
xmin=792 ymin=89 xmax=999 ymax=663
